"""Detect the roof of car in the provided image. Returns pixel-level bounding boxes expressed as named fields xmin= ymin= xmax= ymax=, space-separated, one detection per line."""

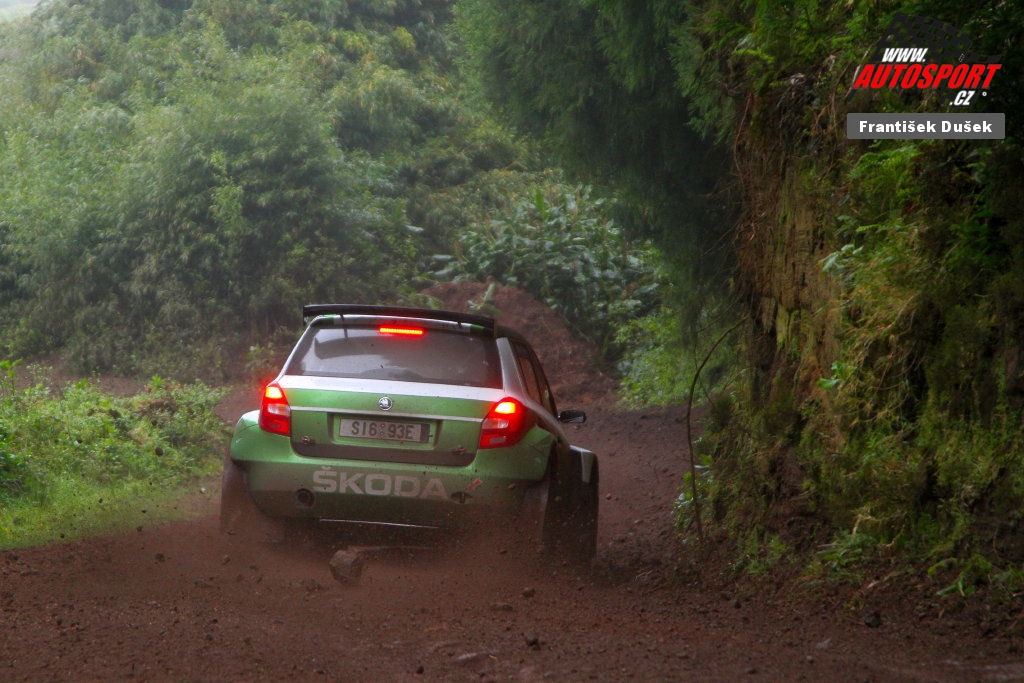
xmin=301 ymin=304 xmax=528 ymax=343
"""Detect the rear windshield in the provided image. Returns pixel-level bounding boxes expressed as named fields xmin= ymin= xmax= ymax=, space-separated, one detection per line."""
xmin=285 ymin=326 xmax=502 ymax=388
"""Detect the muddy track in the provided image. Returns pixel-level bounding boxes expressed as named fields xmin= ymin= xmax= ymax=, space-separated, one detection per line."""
xmin=2 ymin=400 xmax=1021 ymax=681
xmin=4 ymin=285 xmax=1020 ymax=680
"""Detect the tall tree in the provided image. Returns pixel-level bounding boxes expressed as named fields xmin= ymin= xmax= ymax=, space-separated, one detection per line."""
xmin=455 ymin=0 xmax=732 ymax=284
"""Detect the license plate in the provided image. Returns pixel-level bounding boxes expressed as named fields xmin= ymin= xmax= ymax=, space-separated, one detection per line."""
xmin=338 ymin=418 xmax=428 ymax=443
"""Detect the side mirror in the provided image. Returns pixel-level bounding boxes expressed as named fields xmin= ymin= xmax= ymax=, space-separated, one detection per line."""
xmin=558 ymin=409 xmax=587 ymax=425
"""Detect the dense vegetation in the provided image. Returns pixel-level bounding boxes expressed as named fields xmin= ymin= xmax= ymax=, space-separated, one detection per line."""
xmin=4 ymin=0 xmax=1024 ymax=592
xmin=686 ymin=0 xmax=1024 ymax=589
xmin=0 ymin=360 xmax=225 ymax=547
xmin=459 ymin=0 xmax=1024 ymax=590
xmin=0 ymin=0 xmax=659 ymax=380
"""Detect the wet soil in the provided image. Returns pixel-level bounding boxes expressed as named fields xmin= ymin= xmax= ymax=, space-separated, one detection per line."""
xmin=4 ymin=284 xmax=1024 ymax=680
xmin=4 ymin=399 xmax=1023 ymax=681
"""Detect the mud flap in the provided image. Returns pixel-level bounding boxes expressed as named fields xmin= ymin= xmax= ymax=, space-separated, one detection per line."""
xmin=572 ymin=446 xmax=597 ymax=484
xmin=515 ymin=448 xmax=599 ymax=564
xmin=565 ymin=446 xmax=599 ymax=562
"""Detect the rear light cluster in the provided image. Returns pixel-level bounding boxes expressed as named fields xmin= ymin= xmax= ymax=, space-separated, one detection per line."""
xmin=479 ymin=398 xmax=530 ymax=449
xmin=260 ymin=383 xmax=531 ymax=450
xmin=259 ymin=382 xmax=291 ymax=436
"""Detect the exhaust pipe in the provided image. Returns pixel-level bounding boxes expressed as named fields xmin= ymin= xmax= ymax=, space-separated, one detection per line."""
xmin=293 ymin=488 xmax=315 ymax=510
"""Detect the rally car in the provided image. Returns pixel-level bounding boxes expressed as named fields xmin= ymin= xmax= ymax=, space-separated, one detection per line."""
xmin=221 ymin=304 xmax=599 ymax=561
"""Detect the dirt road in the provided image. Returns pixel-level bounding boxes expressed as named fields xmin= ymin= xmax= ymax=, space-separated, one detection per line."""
xmin=3 ymin=399 xmax=1023 ymax=681
xmin=4 ymin=284 xmax=1023 ymax=680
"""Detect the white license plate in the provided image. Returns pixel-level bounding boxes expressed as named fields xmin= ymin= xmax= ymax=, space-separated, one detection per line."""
xmin=338 ymin=418 xmax=428 ymax=443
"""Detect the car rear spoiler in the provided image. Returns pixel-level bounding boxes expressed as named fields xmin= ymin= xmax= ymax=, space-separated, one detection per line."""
xmin=302 ymin=304 xmax=496 ymax=334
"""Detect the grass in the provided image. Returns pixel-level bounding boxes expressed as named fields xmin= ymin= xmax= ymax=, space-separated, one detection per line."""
xmin=0 ymin=361 xmax=228 ymax=549
xmin=0 ymin=476 xmax=218 ymax=549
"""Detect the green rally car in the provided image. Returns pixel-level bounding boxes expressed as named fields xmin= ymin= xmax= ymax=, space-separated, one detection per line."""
xmin=221 ymin=304 xmax=599 ymax=561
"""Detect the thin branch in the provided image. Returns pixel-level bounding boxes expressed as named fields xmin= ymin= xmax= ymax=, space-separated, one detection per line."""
xmin=685 ymin=318 xmax=744 ymax=540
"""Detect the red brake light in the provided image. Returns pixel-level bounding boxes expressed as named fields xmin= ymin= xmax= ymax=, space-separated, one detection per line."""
xmin=259 ymin=382 xmax=291 ymax=436
xmin=378 ymin=325 xmax=425 ymax=337
xmin=493 ymin=400 xmax=518 ymax=415
xmin=479 ymin=398 xmax=530 ymax=449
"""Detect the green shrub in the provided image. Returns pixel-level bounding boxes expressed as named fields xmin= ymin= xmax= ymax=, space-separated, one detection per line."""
xmin=616 ymin=302 xmax=740 ymax=408
xmin=0 ymin=361 xmax=226 ymax=510
xmin=437 ymin=182 xmax=661 ymax=360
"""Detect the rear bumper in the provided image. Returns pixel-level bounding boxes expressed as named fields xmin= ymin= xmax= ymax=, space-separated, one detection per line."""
xmin=229 ymin=413 xmax=547 ymax=527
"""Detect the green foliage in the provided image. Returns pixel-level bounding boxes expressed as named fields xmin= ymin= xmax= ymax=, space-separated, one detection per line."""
xmin=629 ymin=0 xmax=1024 ymax=592
xmin=455 ymin=0 xmax=733 ymax=287
xmin=330 ymin=60 xmax=453 ymax=152
xmin=115 ymin=47 xmax=396 ymax=354
xmin=0 ymin=359 xmax=227 ymax=545
xmin=732 ymin=532 xmax=792 ymax=578
xmin=812 ymin=528 xmax=881 ymax=580
xmin=0 ymin=0 xmax=534 ymax=378
xmin=802 ymin=131 xmax=1024 ymax=563
xmin=674 ymin=455 xmax=713 ymax=534
xmin=616 ymin=312 xmax=693 ymax=405
xmin=454 ymin=0 xmax=1024 ymax=598
xmin=0 ymin=362 xmax=225 ymax=501
xmin=437 ymin=183 xmax=661 ymax=359
xmin=617 ymin=302 xmax=740 ymax=407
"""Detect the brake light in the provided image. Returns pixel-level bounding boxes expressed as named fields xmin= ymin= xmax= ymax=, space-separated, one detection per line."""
xmin=259 ymin=382 xmax=291 ymax=436
xmin=378 ymin=325 xmax=425 ymax=337
xmin=479 ymin=398 xmax=530 ymax=449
